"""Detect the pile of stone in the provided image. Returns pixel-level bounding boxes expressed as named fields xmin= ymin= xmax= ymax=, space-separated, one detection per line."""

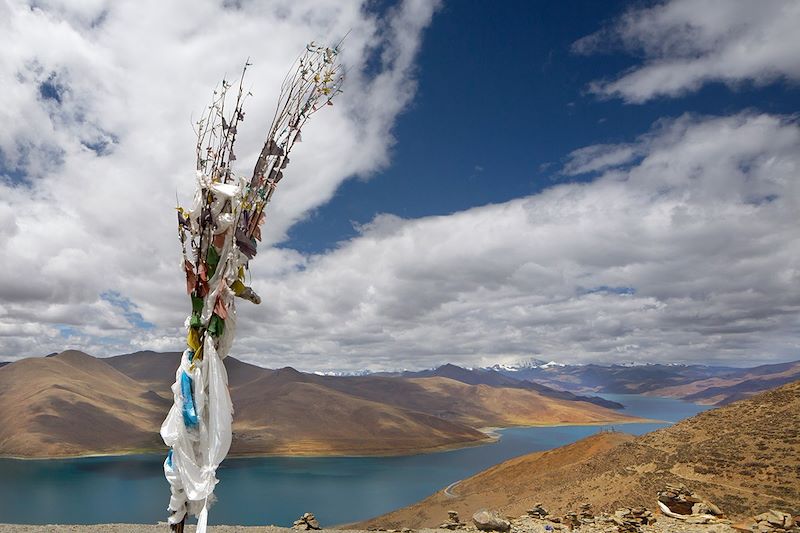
xmin=656 ymin=483 xmax=722 ymax=523
xmin=579 ymin=503 xmax=597 ymax=526
xmin=472 ymin=510 xmax=511 ymax=532
xmin=439 ymin=510 xmax=466 ymax=530
xmin=292 ymin=512 xmax=321 ymax=530
xmin=747 ymin=510 xmax=798 ymax=532
xmin=561 ymin=511 xmax=580 ymax=530
xmin=526 ymin=503 xmax=549 ymax=519
xmin=599 ymin=508 xmax=656 ymax=532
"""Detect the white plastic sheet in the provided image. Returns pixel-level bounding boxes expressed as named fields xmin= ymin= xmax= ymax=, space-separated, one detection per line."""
xmin=161 ymin=178 xmax=243 ymax=532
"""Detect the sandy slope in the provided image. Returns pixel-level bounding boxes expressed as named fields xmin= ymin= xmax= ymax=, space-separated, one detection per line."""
xmin=357 ymin=380 xmax=800 ymax=529
xmin=0 ymin=351 xmax=166 ymax=457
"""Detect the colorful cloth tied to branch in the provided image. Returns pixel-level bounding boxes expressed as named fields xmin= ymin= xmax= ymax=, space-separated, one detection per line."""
xmin=160 ymin=42 xmax=344 ymax=533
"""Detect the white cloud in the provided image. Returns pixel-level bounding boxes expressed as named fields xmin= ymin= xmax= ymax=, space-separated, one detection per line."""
xmin=562 ymin=144 xmax=637 ymax=176
xmin=2 ymin=3 xmax=798 ymax=372
xmin=574 ymin=0 xmax=800 ymax=102
xmin=0 ymin=0 xmax=440 ymax=359
xmin=227 ymin=112 xmax=799 ymax=371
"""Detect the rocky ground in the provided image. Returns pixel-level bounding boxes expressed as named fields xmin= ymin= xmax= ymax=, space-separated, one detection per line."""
xmin=0 ymin=522 xmax=756 ymax=533
xmin=0 ymin=517 xmax=781 ymax=533
xmin=1 ymin=482 xmax=788 ymax=533
xmin=3 ymin=507 xmax=796 ymax=533
xmin=509 ymin=514 xmax=737 ymax=532
xmin=1 ymin=484 xmax=797 ymax=533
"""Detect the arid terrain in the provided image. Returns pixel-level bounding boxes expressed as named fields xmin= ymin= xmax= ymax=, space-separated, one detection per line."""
xmin=0 ymin=351 xmax=643 ymax=458
xmin=499 ymin=361 xmax=800 ymax=406
xmin=646 ymin=361 xmax=800 ymax=405
xmin=357 ymin=380 xmax=800 ymax=529
xmin=0 ymin=516 xmax=763 ymax=533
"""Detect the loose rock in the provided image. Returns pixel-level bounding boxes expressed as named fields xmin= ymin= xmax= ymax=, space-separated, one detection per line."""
xmin=751 ymin=509 xmax=797 ymax=531
xmin=472 ymin=510 xmax=511 ymax=532
xmin=595 ymin=507 xmax=656 ymax=532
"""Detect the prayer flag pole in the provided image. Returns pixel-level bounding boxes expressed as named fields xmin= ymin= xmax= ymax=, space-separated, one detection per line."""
xmin=160 ymin=43 xmax=344 ymax=533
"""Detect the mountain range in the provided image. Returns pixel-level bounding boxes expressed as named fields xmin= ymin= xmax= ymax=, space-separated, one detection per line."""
xmin=0 ymin=351 xmax=643 ymax=458
xmin=379 ymin=363 xmax=623 ymax=409
xmin=357 ymin=378 xmax=800 ymax=527
xmin=323 ymin=357 xmax=800 ymax=406
xmin=487 ymin=359 xmax=800 ymax=406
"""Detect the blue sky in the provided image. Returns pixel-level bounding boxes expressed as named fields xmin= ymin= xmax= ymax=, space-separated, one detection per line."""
xmin=0 ymin=0 xmax=798 ymax=370
xmin=287 ymin=0 xmax=800 ymax=254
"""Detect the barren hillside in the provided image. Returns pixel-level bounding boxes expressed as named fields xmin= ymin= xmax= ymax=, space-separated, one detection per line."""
xmin=0 ymin=351 xmax=641 ymax=458
xmin=357 ymin=380 xmax=800 ymax=528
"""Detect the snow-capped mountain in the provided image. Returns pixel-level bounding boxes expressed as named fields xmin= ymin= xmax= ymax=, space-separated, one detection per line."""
xmin=312 ymin=369 xmax=376 ymax=377
xmin=484 ymin=358 xmax=555 ymax=372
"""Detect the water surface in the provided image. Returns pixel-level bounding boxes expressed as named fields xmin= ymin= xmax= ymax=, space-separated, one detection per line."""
xmin=0 ymin=394 xmax=708 ymax=526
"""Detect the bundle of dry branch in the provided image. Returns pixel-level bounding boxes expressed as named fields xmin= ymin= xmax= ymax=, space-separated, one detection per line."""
xmin=162 ymin=42 xmax=344 ymax=533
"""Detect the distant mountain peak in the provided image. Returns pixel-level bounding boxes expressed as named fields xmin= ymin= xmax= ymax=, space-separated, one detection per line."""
xmin=485 ymin=358 xmax=553 ymax=371
xmin=275 ymin=366 xmax=303 ymax=376
xmin=52 ymin=350 xmax=95 ymax=362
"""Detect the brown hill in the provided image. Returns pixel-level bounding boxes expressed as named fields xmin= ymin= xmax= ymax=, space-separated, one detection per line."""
xmin=356 ymin=380 xmax=800 ymax=528
xmin=0 ymin=350 xmax=166 ymax=457
xmin=0 ymin=352 xmax=641 ymax=458
xmin=500 ymin=361 xmax=800 ymax=406
xmin=105 ymin=350 xmax=269 ymax=391
xmin=230 ymin=371 xmax=488 ymax=456
xmin=295 ymin=374 xmax=640 ymax=428
xmin=393 ymin=364 xmax=624 ymax=409
xmin=647 ymin=360 xmax=800 ymax=405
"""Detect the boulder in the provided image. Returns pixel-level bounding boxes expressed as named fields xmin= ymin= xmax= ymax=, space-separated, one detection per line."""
xmin=472 ymin=510 xmax=511 ymax=532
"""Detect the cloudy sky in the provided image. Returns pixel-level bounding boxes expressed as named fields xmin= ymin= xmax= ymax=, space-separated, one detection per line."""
xmin=1 ymin=0 xmax=798 ymax=370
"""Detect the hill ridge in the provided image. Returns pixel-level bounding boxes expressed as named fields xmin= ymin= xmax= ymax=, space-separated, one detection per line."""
xmin=0 ymin=351 xmax=642 ymax=458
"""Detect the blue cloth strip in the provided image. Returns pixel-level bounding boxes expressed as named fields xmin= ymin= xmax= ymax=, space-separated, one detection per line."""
xmin=180 ymin=371 xmax=199 ymax=428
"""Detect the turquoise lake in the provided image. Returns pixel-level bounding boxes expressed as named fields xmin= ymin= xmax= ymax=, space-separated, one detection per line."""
xmin=0 ymin=394 xmax=709 ymax=526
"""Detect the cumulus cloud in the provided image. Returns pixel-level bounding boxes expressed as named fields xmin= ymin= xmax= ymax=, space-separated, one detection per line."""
xmin=574 ymin=0 xmax=800 ymax=102
xmin=2 ymin=2 xmax=798 ymax=372
xmin=224 ymin=112 xmax=799 ymax=371
xmin=0 ymin=0 xmax=439 ymax=359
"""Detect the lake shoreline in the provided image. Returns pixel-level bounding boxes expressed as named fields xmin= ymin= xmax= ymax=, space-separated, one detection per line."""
xmin=0 ymin=416 xmax=656 ymax=461
xmin=2 ymin=394 xmax=705 ymax=527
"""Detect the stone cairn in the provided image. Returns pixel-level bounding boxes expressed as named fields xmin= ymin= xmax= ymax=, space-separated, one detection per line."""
xmin=439 ymin=510 xmax=466 ymax=530
xmin=526 ymin=503 xmax=549 ymax=519
xmin=601 ymin=508 xmax=657 ymax=532
xmin=292 ymin=512 xmax=321 ymax=530
xmin=656 ymin=483 xmax=723 ymax=524
xmin=562 ymin=510 xmax=580 ymax=530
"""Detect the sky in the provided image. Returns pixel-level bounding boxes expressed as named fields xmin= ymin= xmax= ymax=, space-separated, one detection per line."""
xmin=0 ymin=0 xmax=798 ymax=371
